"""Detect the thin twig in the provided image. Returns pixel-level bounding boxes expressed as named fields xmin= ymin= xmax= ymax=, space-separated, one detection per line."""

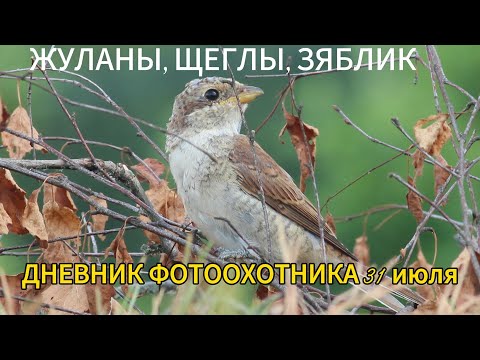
xmin=0 ymin=71 xmax=217 ymax=163
xmin=334 ymin=203 xmax=463 ymax=227
xmin=39 ymin=67 xmax=114 ymax=182
xmin=389 ymin=173 xmax=463 ymax=234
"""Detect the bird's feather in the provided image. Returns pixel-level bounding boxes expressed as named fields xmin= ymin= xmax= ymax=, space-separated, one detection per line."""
xmin=229 ymin=135 xmax=357 ymax=262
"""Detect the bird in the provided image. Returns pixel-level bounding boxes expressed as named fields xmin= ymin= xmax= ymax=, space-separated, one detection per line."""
xmin=165 ymin=76 xmax=425 ymax=312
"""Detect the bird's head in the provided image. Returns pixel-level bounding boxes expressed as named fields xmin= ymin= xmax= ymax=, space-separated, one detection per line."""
xmin=166 ymin=77 xmax=263 ymax=152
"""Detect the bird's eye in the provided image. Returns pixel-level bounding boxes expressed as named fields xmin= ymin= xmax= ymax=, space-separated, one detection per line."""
xmin=204 ymin=89 xmax=220 ymax=101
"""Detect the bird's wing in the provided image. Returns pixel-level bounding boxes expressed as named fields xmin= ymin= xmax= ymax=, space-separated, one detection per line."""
xmin=229 ymin=135 xmax=357 ymax=261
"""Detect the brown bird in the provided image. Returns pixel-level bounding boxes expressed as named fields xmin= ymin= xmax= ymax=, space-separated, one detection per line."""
xmin=166 ymin=77 xmax=425 ymax=312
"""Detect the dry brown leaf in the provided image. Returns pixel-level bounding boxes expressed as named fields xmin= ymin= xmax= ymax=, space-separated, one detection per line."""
xmin=134 ymin=158 xmax=185 ymax=254
xmin=43 ymin=242 xmax=77 ymax=265
xmin=412 ymin=150 xmax=425 ymax=178
xmin=42 ymin=201 xmax=81 ymax=263
xmin=17 ymin=185 xmax=114 ymax=315
xmin=0 ymin=273 xmax=23 ymax=314
xmin=21 ymin=188 xmax=48 ymax=248
xmin=105 ymin=226 xmax=133 ymax=294
xmin=325 ymin=212 xmax=336 ymax=237
xmin=0 ymin=203 xmax=12 ymax=235
xmin=165 ymin=191 xmax=186 ymax=224
xmin=411 ymin=249 xmax=438 ymax=301
xmin=43 ymin=201 xmax=81 ymax=242
xmin=43 ymin=179 xmax=77 ymax=211
xmin=132 ymin=158 xmax=166 ymax=187
xmin=85 ymin=283 xmax=116 ymax=314
xmin=406 ymin=176 xmax=423 ymax=223
xmin=89 ymin=195 xmax=108 ymax=240
xmin=23 ymin=284 xmax=90 ymax=315
xmin=135 ymin=158 xmax=185 ymax=224
xmin=0 ymin=106 xmax=43 ymax=159
xmin=0 ymin=168 xmax=27 ymax=234
xmin=256 ymin=284 xmax=269 ymax=300
xmin=280 ymin=104 xmax=319 ymax=193
xmin=39 ymin=181 xmax=81 ymax=263
xmin=145 ymin=180 xmax=169 ymax=211
xmin=0 ymin=97 xmax=10 ymax=130
xmin=414 ymin=114 xmax=452 ymax=156
xmin=256 ymin=285 xmax=278 ymax=300
xmin=353 ymin=235 xmax=370 ymax=266
xmin=415 ymin=249 xmax=480 ymax=314
xmin=434 ymin=154 xmax=450 ymax=203
xmin=141 ymin=177 xmax=186 ymax=267
xmin=142 ymin=181 xmax=186 ymax=243
xmin=139 ymin=215 xmax=161 ymax=244
xmin=450 ymin=248 xmax=480 ymax=307
xmin=105 ymin=225 xmax=133 ymax=265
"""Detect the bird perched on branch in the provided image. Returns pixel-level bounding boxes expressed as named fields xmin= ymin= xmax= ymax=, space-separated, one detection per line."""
xmin=166 ymin=77 xmax=424 ymax=312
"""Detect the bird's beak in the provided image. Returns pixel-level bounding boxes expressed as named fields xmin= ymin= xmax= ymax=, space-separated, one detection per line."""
xmin=238 ymin=86 xmax=264 ymax=104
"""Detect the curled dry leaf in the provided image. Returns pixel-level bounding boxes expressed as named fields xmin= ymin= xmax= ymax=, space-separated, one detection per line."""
xmin=105 ymin=225 xmax=133 ymax=265
xmin=0 ymin=106 xmax=44 ymax=159
xmin=139 ymin=167 xmax=186 ymax=264
xmin=0 ymin=97 xmax=10 ymax=129
xmin=280 ymin=104 xmax=319 ymax=193
xmin=21 ymin=188 xmax=48 ymax=248
xmin=353 ymin=235 xmax=370 ymax=266
xmin=133 ymin=158 xmax=186 ymax=244
xmin=89 ymin=195 xmax=108 ymax=240
xmin=140 ymin=214 xmax=160 ymax=244
xmin=142 ymin=179 xmax=186 ymax=243
xmin=43 ymin=178 xmax=77 ymax=211
xmin=43 ymin=202 xmax=81 ymax=263
xmin=450 ymin=248 xmax=480 ymax=307
xmin=85 ymin=283 xmax=116 ymax=315
xmin=42 ymin=184 xmax=82 ymax=263
xmin=406 ymin=176 xmax=423 ymax=223
xmin=0 ymin=273 xmax=24 ymax=315
xmin=145 ymin=180 xmax=186 ymax=224
xmin=0 ymin=203 xmax=12 ymax=235
xmin=43 ymin=201 xmax=82 ymax=245
xmin=412 ymin=114 xmax=452 ymax=206
xmin=412 ymin=150 xmax=425 ymax=178
xmin=18 ymin=183 xmax=116 ymax=315
xmin=414 ymin=114 xmax=452 ymax=156
xmin=132 ymin=158 xmax=166 ymax=187
xmin=414 ymin=248 xmax=480 ymax=314
xmin=411 ymin=249 xmax=438 ymax=301
xmin=23 ymin=284 xmax=90 ymax=315
xmin=434 ymin=155 xmax=451 ymax=203
xmin=105 ymin=225 xmax=133 ymax=294
xmin=325 ymin=212 xmax=336 ymax=237
xmin=416 ymin=249 xmax=480 ymax=314
xmin=0 ymin=168 xmax=27 ymax=234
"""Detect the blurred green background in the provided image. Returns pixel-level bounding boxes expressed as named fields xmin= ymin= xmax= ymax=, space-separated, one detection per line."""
xmin=1 ymin=46 xmax=479 ymax=313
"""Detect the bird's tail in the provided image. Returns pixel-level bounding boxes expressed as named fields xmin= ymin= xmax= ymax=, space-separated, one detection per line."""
xmin=351 ymin=264 xmax=426 ymax=313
